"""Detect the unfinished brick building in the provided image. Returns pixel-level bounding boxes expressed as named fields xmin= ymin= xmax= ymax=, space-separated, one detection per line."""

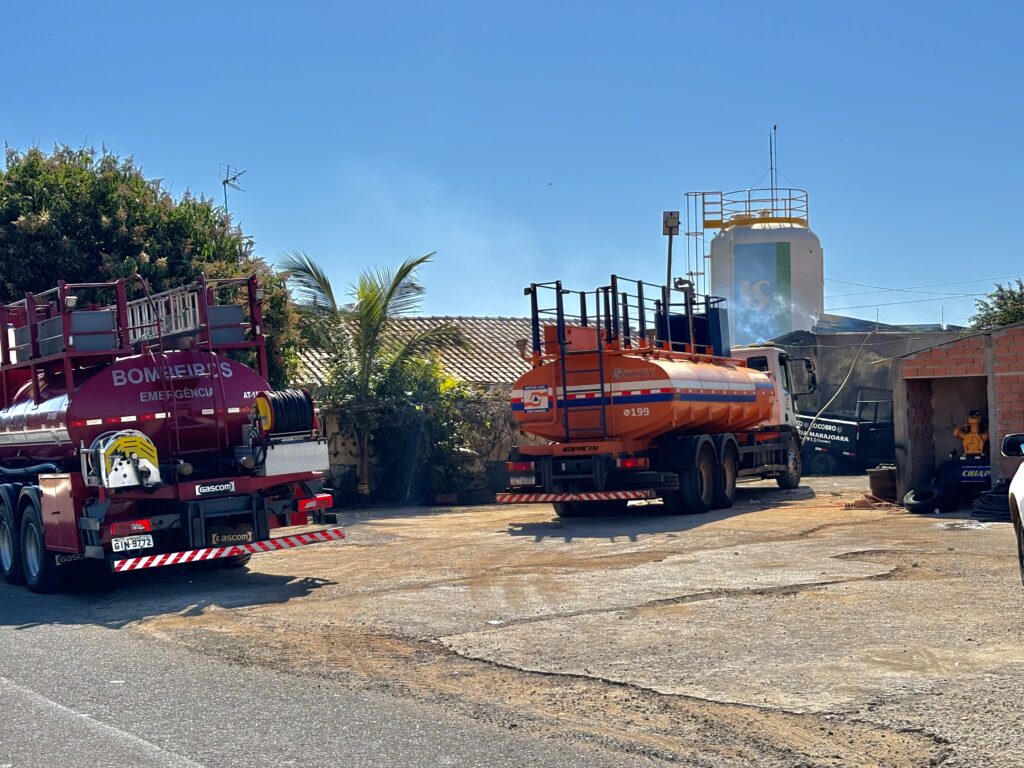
xmin=894 ymin=323 xmax=1024 ymax=496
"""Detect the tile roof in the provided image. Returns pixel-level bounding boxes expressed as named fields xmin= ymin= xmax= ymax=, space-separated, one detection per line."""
xmin=297 ymin=316 xmax=534 ymax=387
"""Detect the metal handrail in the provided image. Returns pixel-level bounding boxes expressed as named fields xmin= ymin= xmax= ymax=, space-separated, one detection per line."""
xmin=524 ymin=275 xmax=732 ymax=363
xmin=718 ymin=188 xmax=808 ymax=226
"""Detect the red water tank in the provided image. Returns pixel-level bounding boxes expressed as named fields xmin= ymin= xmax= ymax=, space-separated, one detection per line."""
xmin=0 ymin=350 xmax=269 ymax=466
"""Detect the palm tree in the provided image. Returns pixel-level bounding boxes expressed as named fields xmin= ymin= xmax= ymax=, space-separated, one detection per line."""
xmin=280 ymin=250 xmax=465 ymax=497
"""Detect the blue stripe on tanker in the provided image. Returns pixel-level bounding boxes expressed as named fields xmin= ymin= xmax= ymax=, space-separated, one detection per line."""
xmin=511 ymin=392 xmax=760 ymax=410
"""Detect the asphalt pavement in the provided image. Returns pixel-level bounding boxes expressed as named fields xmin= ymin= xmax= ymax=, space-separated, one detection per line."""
xmin=0 ymin=583 xmax=650 ymax=768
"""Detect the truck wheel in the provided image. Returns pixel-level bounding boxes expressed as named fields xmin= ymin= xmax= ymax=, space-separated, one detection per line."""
xmin=776 ymin=434 xmax=802 ymax=490
xmin=20 ymin=501 xmax=64 ymax=593
xmin=0 ymin=501 xmax=25 ymax=585
xmin=217 ymin=553 xmax=252 ymax=569
xmin=666 ymin=444 xmax=715 ymax=515
xmin=809 ymin=453 xmax=838 ymax=476
xmin=711 ymin=448 xmax=738 ymax=509
xmin=588 ymin=500 xmax=629 ymax=515
xmin=553 ymin=502 xmax=583 ymax=517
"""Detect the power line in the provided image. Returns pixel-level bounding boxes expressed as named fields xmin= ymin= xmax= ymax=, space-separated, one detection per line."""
xmin=826 ymin=293 xmax=985 ymax=311
xmin=780 ymin=331 xmax=959 ymax=349
xmin=824 ymin=275 xmax=1016 ymax=299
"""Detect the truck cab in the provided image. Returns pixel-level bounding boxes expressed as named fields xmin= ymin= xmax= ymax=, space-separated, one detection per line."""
xmin=733 ymin=345 xmax=816 ymax=427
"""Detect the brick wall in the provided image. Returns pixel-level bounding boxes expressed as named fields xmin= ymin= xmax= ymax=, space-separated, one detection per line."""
xmin=992 ymin=327 xmax=1024 ymax=479
xmin=905 ymin=378 xmax=934 ymax=485
xmin=901 ymin=336 xmax=985 ymax=379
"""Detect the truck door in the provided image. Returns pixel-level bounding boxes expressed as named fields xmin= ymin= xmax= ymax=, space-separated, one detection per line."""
xmin=740 ymin=351 xmax=794 ymax=427
xmin=781 ymin=357 xmax=799 ymax=426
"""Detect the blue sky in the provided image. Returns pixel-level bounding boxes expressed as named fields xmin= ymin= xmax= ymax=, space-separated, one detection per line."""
xmin=3 ymin=1 xmax=1022 ymax=326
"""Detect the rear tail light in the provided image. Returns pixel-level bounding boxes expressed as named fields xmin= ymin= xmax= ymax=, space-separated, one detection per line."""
xmin=507 ymin=461 xmax=535 ymax=473
xmin=110 ymin=519 xmax=153 ymax=536
xmin=298 ymin=493 xmax=334 ymax=513
xmin=616 ymin=456 xmax=650 ymax=469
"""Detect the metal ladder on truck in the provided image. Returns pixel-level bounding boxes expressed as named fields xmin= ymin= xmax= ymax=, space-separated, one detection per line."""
xmin=128 ymin=278 xmax=262 ymax=548
xmin=127 ymin=279 xmax=233 ymax=472
xmin=553 ymin=281 xmax=608 ymax=443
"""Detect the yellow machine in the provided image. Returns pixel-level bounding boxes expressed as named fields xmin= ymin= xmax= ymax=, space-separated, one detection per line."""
xmin=953 ymin=410 xmax=989 ymax=456
xmin=83 ymin=429 xmax=163 ymax=489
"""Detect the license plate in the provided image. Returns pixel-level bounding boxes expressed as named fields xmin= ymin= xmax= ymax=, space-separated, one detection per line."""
xmin=111 ymin=535 xmax=154 ymax=553
xmin=509 ymin=475 xmax=535 ymax=487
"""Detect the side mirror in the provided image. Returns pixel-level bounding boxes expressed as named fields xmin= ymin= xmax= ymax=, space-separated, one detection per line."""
xmin=788 ymin=357 xmax=817 ymax=396
xmin=802 ymin=359 xmax=818 ymax=395
xmin=1002 ymin=433 xmax=1024 ymax=457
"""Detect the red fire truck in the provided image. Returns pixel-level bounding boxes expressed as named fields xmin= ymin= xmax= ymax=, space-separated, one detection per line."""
xmin=0 ymin=275 xmax=342 ymax=592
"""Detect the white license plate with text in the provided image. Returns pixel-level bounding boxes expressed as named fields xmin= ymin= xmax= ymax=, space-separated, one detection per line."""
xmin=111 ymin=535 xmax=154 ymax=553
xmin=509 ymin=476 xmax=535 ymax=487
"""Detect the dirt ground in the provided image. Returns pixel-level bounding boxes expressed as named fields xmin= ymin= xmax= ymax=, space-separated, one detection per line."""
xmin=121 ymin=477 xmax=1024 ymax=767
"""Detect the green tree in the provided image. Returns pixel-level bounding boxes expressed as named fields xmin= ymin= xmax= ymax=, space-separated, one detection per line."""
xmin=0 ymin=145 xmax=297 ymax=386
xmin=280 ymin=250 xmax=466 ymax=497
xmin=971 ymin=279 xmax=1024 ymax=329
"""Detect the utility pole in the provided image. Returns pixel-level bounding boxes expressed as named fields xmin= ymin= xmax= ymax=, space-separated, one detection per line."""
xmin=663 ymin=210 xmax=680 ymax=289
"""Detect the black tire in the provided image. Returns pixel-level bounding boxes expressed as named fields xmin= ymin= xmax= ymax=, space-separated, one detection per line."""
xmin=809 ymin=452 xmax=838 ymax=476
xmin=553 ymin=500 xmax=627 ymax=517
xmin=664 ymin=444 xmax=715 ymax=515
xmin=903 ymin=483 xmax=945 ymax=514
xmin=20 ymin=500 xmax=64 ymax=593
xmin=553 ymin=502 xmax=583 ymax=518
xmin=711 ymin=448 xmax=738 ymax=510
xmin=196 ymin=552 xmax=253 ymax=570
xmin=776 ymin=433 xmax=802 ymax=490
xmin=590 ymin=500 xmax=629 ymax=515
xmin=1012 ymin=508 xmax=1024 ymax=588
xmin=0 ymin=498 xmax=25 ymax=585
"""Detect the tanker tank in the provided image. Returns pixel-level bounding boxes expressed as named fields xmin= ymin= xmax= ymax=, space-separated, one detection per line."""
xmin=0 ymin=349 xmax=269 ymax=467
xmin=512 ymin=350 xmax=776 ymax=444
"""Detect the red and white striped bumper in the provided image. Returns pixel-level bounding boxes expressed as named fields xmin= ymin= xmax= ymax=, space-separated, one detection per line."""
xmin=495 ymin=490 xmax=656 ymax=504
xmin=111 ymin=526 xmax=345 ymax=573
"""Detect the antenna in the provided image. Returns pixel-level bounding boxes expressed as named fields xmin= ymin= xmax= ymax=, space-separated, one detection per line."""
xmin=219 ymin=163 xmax=247 ymax=212
xmin=769 ymin=124 xmax=778 ymax=196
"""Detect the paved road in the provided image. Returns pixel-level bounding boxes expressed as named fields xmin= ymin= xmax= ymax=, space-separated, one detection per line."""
xmin=0 ymin=584 xmax=649 ymax=768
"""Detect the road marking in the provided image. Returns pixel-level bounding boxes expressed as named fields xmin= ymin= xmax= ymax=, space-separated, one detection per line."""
xmin=0 ymin=676 xmax=204 ymax=767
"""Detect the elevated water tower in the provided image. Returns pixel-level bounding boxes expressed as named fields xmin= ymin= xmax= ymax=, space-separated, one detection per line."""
xmin=685 ymin=188 xmax=824 ymax=346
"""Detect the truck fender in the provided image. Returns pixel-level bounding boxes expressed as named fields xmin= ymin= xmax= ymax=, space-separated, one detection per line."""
xmin=656 ymin=434 xmax=718 ymax=470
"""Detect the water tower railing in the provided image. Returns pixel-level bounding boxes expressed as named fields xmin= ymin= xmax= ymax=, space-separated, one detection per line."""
xmin=719 ymin=187 xmax=808 ymax=227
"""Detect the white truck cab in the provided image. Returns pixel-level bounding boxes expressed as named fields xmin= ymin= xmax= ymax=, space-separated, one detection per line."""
xmin=733 ymin=345 xmax=816 ymax=428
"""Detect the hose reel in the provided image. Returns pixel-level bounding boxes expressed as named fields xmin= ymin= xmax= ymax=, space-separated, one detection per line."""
xmin=84 ymin=429 xmax=163 ymax=490
xmin=252 ymin=389 xmax=316 ymax=437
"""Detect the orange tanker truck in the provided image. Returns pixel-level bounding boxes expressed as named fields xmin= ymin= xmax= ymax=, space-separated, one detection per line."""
xmin=497 ymin=275 xmax=816 ymax=516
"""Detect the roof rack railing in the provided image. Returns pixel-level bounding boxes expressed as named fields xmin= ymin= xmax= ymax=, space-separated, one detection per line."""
xmin=0 ymin=273 xmax=268 ymax=372
xmin=524 ymin=275 xmax=727 ymax=359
